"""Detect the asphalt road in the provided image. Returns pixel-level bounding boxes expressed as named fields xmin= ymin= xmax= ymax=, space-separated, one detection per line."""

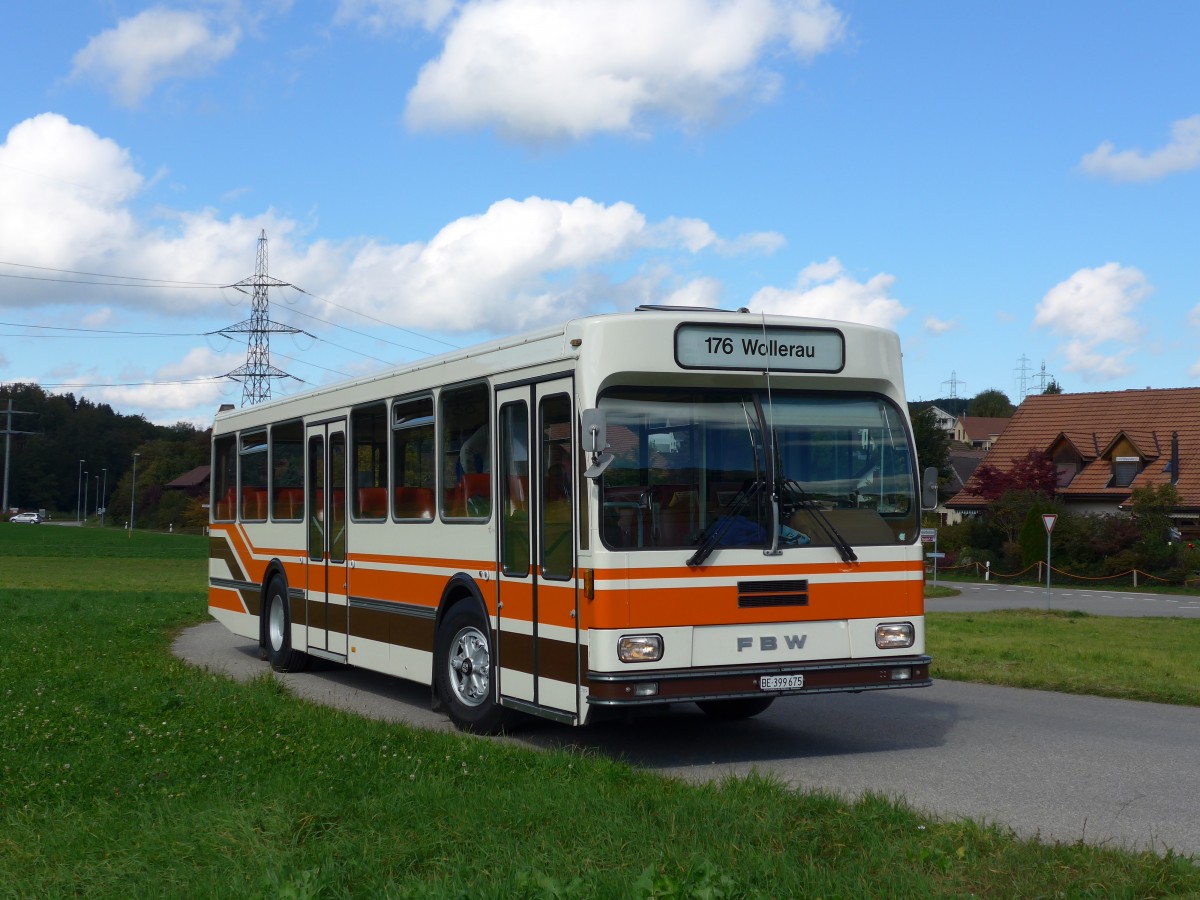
xmin=927 ymin=582 xmax=1200 ymax=617
xmin=174 ymin=622 xmax=1200 ymax=857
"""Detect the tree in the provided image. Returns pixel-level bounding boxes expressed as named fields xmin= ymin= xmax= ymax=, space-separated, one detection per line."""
xmin=967 ymin=388 xmax=1016 ymax=417
xmin=1043 ymin=380 xmax=1063 ymax=395
xmin=909 ymin=405 xmax=952 ymax=487
xmin=971 ymin=450 xmax=1056 ymax=500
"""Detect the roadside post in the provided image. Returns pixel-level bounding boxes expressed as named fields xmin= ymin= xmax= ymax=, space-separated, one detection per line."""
xmin=1042 ymin=513 xmax=1057 ymax=607
xmin=921 ymin=527 xmax=940 ymax=588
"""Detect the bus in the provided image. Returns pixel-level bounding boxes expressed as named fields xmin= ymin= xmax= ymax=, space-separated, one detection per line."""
xmin=208 ymin=307 xmax=934 ymax=732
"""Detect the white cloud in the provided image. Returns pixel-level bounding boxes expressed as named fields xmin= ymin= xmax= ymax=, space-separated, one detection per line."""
xmin=1033 ymin=263 xmax=1151 ymax=382
xmin=923 ymin=315 xmax=955 ymax=335
xmin=1079 ymin=115 xmax=1200 ymax=183
xmin=662 ymin=277 xmax=724 ymax=308
xmin=335 ymin=0 xmax=458 ymax=31
xmin=71 ymin=7 xmax=241 ymax=106
xmin=406 ymin=0 xmax=845 ymax=141
xmin=747 ymin=257 xmax=908 ymax=329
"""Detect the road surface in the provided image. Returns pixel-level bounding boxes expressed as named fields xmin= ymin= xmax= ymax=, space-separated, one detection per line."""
xmin=174 ymin=622 xmax=1200 ymax=857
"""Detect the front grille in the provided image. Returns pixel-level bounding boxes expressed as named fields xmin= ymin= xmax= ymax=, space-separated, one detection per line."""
xmin=737 ymin=579 xmax=808 ymax=608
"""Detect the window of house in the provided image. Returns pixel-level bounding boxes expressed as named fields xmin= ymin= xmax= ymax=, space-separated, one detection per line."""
xmin=1111 ymin=456 xmax=1140 ymax=488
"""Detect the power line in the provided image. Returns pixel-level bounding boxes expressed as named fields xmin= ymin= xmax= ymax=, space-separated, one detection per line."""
xmin=0 ymin=259 xmax=224 ymax=287
xmin=294 ymin=286 xmax=459 ymax=350
xmin=0 ymin=320 xmax=206 ymax=337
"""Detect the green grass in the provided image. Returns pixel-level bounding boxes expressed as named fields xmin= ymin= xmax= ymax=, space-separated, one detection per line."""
xmin=1 ymin=528 xmax=1197 ymax=897
xmin=929 ymin=608 xmax=1200 ymax=706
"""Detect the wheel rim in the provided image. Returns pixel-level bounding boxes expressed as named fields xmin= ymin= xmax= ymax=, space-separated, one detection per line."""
xmin=447 ymin=625 xmax=491 ymax=708
xmin=268 ymin=593 xmax=286 ymax=652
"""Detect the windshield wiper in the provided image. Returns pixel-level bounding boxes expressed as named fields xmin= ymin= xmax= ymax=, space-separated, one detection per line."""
xmin=686 ymin=478 xmax=765 ymax=568
xmin=779 ymin=477 xmax=858 ymax=564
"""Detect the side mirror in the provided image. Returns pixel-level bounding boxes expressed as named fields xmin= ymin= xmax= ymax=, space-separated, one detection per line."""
xmin=921 ymin=466 xmax=939 ymax=510
xmin=581 ymin=408 xmax=607 ymax=453
xmin=580 ymin=408 xmax=614 ymax=479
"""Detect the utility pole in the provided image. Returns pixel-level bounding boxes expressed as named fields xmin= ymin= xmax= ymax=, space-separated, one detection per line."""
xmin=220 ymin=230 xmax=305 ymax=406
xmin=1 ymin=399 xmax=35 ymax=514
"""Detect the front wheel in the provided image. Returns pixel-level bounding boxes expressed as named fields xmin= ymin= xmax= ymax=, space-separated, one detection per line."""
xmin=265 ymin=579 xmax=309 ymax=673
xmin=435 ymin=603 xmax=510 ymax=734
xmin=696 ymin=696 xmax=775 ymax=720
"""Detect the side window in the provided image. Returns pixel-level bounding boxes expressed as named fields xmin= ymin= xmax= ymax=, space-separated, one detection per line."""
xmin=212 ymin=435 xmax=236 ymax=522
xmin=270 ymin=420 xmax=304 ymax=521
xmin=441 ymin=383 xmax=490 ymax=521
xmin=499 ymin=401 xmax=529 ymax=577
xmin=351 ymin=403 xmax=389 ymax=521
xmin=239 ymin=430 xmax=268 ymax=522
xmin=540 ymin=394 xmax=572 ymax=579
xmin=392 ymin=396 xmax=435 ymax=521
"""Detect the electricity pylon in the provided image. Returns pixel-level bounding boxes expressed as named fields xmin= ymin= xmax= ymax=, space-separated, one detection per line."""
xmin=220 ymin=230 xmax=305 ymax=405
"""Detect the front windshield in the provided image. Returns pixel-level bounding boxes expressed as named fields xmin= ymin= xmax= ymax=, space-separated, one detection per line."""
xmin=598 ymin=387 xmax=918 ymax=551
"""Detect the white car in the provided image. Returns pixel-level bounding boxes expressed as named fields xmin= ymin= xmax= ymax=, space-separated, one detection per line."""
xmin=8 ymin=512 xmax=42 ymax=524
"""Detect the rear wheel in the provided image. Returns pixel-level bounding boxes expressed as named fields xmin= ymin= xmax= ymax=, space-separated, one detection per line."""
xmin=265 ymin=579 xmax=309 ymax=673
xmin=435 ymin=603 xmax=510 ymax=734
xmin=696 ymin=696 xmax=775 ymax=720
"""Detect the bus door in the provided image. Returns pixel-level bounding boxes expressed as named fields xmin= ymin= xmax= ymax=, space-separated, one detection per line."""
xmin=494 ymin=377 xmax=579 ymax=721
xmin=305 ymin=419 xmax=349 ymax=659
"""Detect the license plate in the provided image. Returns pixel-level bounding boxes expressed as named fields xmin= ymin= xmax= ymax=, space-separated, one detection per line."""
xmin=759 ymin=674 xmax=804 ymax=691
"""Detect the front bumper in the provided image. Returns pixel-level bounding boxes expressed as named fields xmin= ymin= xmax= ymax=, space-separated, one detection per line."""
xmin=587 ymin=655 xmax=932 ymax=706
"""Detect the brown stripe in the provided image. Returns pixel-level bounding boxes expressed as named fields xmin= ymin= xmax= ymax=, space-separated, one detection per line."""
xmin=209 ymin=535 xmax=246 ymax=582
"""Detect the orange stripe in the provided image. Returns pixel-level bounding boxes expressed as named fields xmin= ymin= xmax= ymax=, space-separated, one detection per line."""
xmin=208 ymin=585 xmax=247 ymax=614
xmin=592 ymin=558 xmax=923 ymax=581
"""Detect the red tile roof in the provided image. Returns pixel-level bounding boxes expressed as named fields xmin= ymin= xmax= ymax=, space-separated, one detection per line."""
xmin=947 ymin=388 xmax=1200 ymax=511
xmin=956 ymin=415 xmax=1011 ymax=443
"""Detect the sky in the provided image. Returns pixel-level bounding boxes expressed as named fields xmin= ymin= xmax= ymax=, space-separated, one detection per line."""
xmin=2 ymin=0 xmax=1199 ymax=426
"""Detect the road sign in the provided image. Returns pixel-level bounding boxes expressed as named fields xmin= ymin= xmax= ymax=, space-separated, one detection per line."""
xmin=920 ymin=528 xmax=938 ymax=544
xmin=1042 ymin=513 xmax=1057 ymax=534
xmin=926 ymin=552 xmax=945 ymax=559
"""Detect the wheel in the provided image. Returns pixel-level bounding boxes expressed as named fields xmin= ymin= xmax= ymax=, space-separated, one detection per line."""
xmin=696 ymin=696 xmax=775 ymax=720
xmin=265 ymin=578 xmax=309 ymax=673
xmin=435 ymin=603 xmax=510 ymax=734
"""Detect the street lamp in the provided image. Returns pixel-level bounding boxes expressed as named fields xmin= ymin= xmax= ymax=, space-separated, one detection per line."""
xmin=94 ymin=474 xmax=99 ymax=518
xmin=77 ymin=459 xmax=84 ymax=524
xmin=129 ymin=452 xmax=140 ymax=535
xmin=83 ymin=471 xmax=88 ymax=525
xmin=101 ymin=469 xmax=108 ymax=527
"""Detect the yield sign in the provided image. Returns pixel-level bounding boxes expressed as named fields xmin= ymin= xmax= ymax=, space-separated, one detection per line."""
xmin=1042 ymin=513 xmax=1058 ymax=534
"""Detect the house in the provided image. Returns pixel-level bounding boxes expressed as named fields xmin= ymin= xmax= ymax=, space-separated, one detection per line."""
xmin=947 ymin=388 xmax=1200 ymax=538
xmin=165 ymin=465 xmax=211 ymax=499
xmin=925 ymin=404 xmax=958 ymax=433
xmin=953 ymin=415 xmax=1010 ymax=450
xmin=934 ymin=448 xmax=986 ymax=526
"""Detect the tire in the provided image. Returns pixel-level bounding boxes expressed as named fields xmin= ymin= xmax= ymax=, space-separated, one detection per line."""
xmin=265 ymin=578 xmax=309 ymax=673
xmin=696 ymin=696 xmax=775 ymax=720
xmin=434 ymin=603 xmax=510 ymax=734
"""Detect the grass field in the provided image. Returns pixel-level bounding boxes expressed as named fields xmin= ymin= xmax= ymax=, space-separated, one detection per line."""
xmin=1 ymin=525 xmax=1197 ymax=897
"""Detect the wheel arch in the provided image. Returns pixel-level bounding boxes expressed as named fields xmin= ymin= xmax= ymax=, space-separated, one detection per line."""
xmin=435 ymin=572 xmax=490 ymax=634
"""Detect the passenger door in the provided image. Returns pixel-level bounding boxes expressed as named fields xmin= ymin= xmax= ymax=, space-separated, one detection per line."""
xmin=493 ymin=377 xmax=579 ymax=722
xmin=305 ymin=419 xmax=349 ymax=659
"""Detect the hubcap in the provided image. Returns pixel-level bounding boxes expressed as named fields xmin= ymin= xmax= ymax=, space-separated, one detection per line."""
xmin=269 ymin=594 xmax=285 ymax=652
xmin=448 ymin=625 xmax=490 ymax=708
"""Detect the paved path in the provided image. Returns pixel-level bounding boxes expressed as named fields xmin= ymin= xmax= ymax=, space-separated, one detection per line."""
xmin=174 ymin=622 xmax=1200 ymax=857
xmin=928 ymin=581 xmax=1200 ymax=617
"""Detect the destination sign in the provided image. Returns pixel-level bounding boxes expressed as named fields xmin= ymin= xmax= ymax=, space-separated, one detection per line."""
xmin=675 ymin=323 xmax=844 ymax=373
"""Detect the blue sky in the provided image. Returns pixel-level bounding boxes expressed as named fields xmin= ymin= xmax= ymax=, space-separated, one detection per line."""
xmin=2 ymin=0 xmax=1198 ymax=425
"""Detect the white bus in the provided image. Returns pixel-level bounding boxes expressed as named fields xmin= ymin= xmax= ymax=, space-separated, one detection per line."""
xmin=208 ymin=307 xmax=934 ymax=732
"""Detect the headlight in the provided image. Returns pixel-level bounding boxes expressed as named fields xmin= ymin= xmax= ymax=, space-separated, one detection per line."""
xmin=617 ymin=634 xmax=663 ymax=663
xmin=875 ymin=622 xmax=914 ymax=649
